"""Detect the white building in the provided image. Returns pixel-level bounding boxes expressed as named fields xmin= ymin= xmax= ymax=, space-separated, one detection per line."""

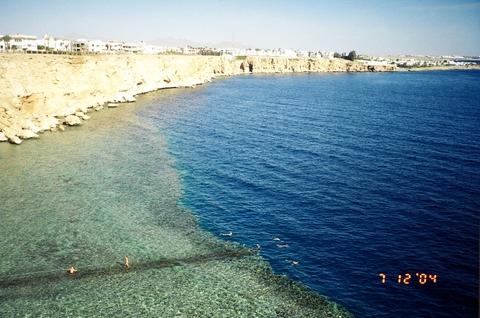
xmin=87 ymin=40 xmax=106 ymax=53
xmin=140 ymin=42 xmax=165 ymax=54
xmin=72 ymin=39 xmax=89 ymax=53
xmin=244 ymin=48 xmax=263 ymax=56
xmin=279 ymin=49 xmax=297 ymax=58
xmin=218 ymin=48 xmax=246 ymax=56
xmin=296 ymin=50 xmax=308 ymax=58
xmin=308 ymin=51 xmax=335 ymax=59
xmin=106 ymin=41 xmax=124 ymax=53
xmin=122 ymin=42 xmax=141 ymax=53
xmin=164 ymin=47 xmax=183 ymax=54
xmin=8 ymin=34 xmax=38 ymax=52
xmin=0 ymin=39 xmax=5 ymax=52
xmin=72 ymin=39 xmax=106 ymax=53
xmin=43 ymin=35 xmax=72 ymax=52
xmin=360 ymin=60 xmax=391 ymax=67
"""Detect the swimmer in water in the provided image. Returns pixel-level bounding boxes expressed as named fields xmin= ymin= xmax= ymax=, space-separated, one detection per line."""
xmin=124 ymin=256 xmax=130 ymax=270
xmin=67 ymin=266 xmax=77 ymax=275
xmin=288 ymin=260 xmax=299 ymax=266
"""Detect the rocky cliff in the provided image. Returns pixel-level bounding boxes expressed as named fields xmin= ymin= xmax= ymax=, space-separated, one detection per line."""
xmin=0 ymin=54 xmax=396 ymax=144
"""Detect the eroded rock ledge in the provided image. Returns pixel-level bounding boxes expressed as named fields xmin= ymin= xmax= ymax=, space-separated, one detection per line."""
xmin=0 ymin=54 xmax=396 ymax=144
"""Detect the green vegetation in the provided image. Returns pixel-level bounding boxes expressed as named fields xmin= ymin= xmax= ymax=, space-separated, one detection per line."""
xmin=334 ymin=50 xmax=357 ymax=61
xmin=198 ymin=48 xmax=221 ymax=56
xmin=1 ymin=35 xmax=11 ymax=51
xmin=346 ymin=50 xmax=357 ymax=61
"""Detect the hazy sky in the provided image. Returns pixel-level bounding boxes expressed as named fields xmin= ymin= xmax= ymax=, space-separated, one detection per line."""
xmin=1 ymin=0 xmax=479 ymax=55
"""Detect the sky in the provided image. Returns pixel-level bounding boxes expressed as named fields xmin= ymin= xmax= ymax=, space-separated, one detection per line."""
xmin=1 ymin=0 xmax=479 ymax=56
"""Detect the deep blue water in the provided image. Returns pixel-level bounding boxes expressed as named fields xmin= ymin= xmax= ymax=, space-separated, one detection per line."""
xmin=145 ymin=71 xmax=480 ymax=317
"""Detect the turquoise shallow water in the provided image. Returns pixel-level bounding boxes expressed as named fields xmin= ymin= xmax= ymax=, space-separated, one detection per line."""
xmin=0 ymin=88 xmax=350 ymax=317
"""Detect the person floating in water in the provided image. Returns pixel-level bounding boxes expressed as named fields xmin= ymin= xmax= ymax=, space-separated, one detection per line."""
xmin=124 ymin=256 xmax=130 ymax=270
xmin=67 ymin=266 xmax=77 ymax=275
xmin=287 ymin=260 xmax=299 ymax=266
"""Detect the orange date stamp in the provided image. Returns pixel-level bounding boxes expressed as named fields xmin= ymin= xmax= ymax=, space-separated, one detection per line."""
xmin=379 ymin=273 xmax=438 ymax=285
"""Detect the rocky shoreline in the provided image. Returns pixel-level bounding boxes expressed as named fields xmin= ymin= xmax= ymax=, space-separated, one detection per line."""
xmin=404 ymin=64 xmax=480 ymax=72
xmin=0 ymin=53 xmax=396 ymax=144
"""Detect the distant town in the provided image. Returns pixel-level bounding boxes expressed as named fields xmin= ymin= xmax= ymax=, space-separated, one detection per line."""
xmin=1 ymin=33 xmax=479 ymax=69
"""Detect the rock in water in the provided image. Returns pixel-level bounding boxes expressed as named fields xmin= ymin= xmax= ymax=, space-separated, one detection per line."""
xmin=22 ymin=120 xmax=40 ymax=133
xmin=64 ymin=115 xmax=81 ymax=126
xmin=77 ymin=106 xmax=88 ymax=114
xmin=9 ymin=136 xmax=22 ymax=145
xmin=2 ymin=128 xmax=22 ymax=144
xmin=0 ymin=132 xmax=7 ymax=142
xmin=35 ymin=116 xmax=59 ymax=132
xmin=125 ymin=95 xmax=136 ymax=102
xmin=75 ymin=111 xmax=91 ymax=120
xmin=17 ymin=129 xmax=39 ymax=139
xmin=107 ymin=103 xmax=119 ymax=108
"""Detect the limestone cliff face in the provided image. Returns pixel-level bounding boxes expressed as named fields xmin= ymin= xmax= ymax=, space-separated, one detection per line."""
xmin=241 ymin=56 xmax=396 ymax=73
xmin=0 ymin=54 xmax=395 ymax=144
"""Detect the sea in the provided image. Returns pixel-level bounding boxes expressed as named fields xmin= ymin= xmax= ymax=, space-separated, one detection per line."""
xmin=0 ymin=70 xmax=478 ymax=317
xmin=151 ymin=71 xmax=480 ymax=317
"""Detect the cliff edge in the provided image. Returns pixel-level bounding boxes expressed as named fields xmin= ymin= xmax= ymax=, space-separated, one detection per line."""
xmin=0 ymin=54 xmax=395 ymax=144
